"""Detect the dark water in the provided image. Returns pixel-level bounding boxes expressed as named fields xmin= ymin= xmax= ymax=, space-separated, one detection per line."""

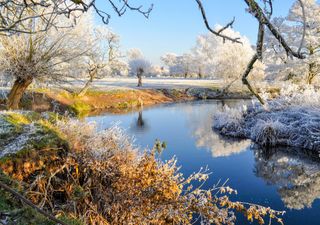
xmin=87 ymin=100 xmax=320 ymax=225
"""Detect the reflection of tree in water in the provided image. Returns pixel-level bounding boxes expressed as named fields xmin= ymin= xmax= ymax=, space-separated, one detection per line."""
xmin=130 ymin=111 xmax=148 ymax=133
xmin=184 ymin=100 xmax=251 ymax=157
xmin=137 ymin=111 xmax=144 ymax=127
xmin=254 ymin=147 xmax=320 ymax=210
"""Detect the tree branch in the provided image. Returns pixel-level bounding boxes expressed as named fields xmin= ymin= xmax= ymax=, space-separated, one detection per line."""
xmin=195 ymin=0 xmax=242 ymax=43
xmin=241 ymin=23 xmax=265 ymax=105
xmin=244 ymin=0 xmax=305 ymax=59
xmin=0 ymin=180 xmax=68 ymax=225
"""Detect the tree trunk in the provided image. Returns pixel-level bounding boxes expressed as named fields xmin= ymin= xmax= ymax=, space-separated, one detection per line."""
xmin=78 ymin=79 xmax=93 ymax=97
xmin=137 ymin=74 xmax=142 ymax=87
xmin=198 ymin=68 xmax=203 ymax=79
xmin=7 ymin=77 xmax=33 ymax=110
xmin=137 ymin=68 xmax=144 ymax=87
xmin=307 ymin=63 xmax=316 ymax=85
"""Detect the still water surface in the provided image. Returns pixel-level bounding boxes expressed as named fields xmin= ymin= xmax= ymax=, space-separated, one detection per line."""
xmin=87 ymin=100 xmax=320 ymax=225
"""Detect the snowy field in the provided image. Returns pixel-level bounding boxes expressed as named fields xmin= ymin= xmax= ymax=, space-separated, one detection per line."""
xmin=65 ymin=77 xmax=222 ymax=90
xmin=0 ymin=77 xmax=223 ymax=93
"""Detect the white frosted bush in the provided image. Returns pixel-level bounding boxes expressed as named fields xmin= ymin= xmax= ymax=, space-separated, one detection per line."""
xmin=251 ymin=119 xmax=287 ymax=147
xmin=213 ymin=86 xmax=320 ymax=150
xmin=56 ymin=119 xmax=137 ymax=160
xmin=213 ymin=105 xmax=247 ymax=137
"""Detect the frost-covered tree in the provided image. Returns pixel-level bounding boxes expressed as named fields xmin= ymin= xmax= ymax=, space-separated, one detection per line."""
xmin=180 ymin=53 xmax=195 ymax=78
xmin=191 ymin=37 xmax=210 ymax=79
xmin=160 ymin=53 xmax=178 ymax=77
xmin=149 ymin=65 xmax=167 ymax=77
xmin=0 ymin=11 xmax=93 ymax=109
xmin=265 ymin=0 xmax=320 ymax=84
xmin=161 ymin=53 xmax=196 ymax=78
xmin=161 ymin=53 xmax=180 ymax=77
xmin=195 ymin=0 xmax=307 ymax=104
xmin=128 ymin=49 xmax=151 ymax=87
xmin=193 ymin=26 xmax=265 ymax=84
xmin=78 ymin=26 xmax=126 ymax=96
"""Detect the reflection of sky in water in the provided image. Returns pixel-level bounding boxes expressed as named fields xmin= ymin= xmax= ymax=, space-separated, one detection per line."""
xmin=87 ymin=100 xmax=320 ymax=225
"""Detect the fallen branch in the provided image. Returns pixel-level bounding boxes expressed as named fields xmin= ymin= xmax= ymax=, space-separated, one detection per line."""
xmin=0 ymin=180 xmax=68 ymax=225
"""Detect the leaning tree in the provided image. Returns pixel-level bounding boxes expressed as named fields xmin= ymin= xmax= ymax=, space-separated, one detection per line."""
xmin=0 ymin=10 xmax=94 ymax=109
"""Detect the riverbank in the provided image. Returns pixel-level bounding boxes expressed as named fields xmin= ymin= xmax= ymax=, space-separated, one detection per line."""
xmin=1 ymin=87 xmax=255 ymax=116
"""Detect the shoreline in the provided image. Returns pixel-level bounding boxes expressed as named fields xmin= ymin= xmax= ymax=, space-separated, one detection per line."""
xmin=0 ymin=87 xmax=253 ymax=116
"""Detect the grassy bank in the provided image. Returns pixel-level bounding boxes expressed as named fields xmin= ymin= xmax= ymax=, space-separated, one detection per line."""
xmin=1 ymin=85 xmax=259 ymax=116
xmin=3 ymin=88 xmax=194 ymax=117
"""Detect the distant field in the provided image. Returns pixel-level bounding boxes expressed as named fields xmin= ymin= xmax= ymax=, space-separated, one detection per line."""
xmin=65 ymin=77 xmax=222 ymax=90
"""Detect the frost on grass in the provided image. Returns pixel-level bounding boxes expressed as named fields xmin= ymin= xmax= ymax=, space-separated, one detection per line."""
xmin=0 ymin=111 xmax=65 ymax=157
xmin=0 ymin=114 xmax=285 ymax=225
xmin=213 ymin=85 xmax=320 ymax=151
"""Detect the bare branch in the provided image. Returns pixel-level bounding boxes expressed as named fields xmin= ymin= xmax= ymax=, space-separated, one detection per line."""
xmin=241 ymin=23 xmax=265 ymax=105
xmin=297 ymin=0 xmax=306 ymax=54
xmin=195 ymin=0 xmax=242 ymax=43
xmin=0 ymin=0 xmax=153 ymax=35
xmin=0 ymin=180 xmax=68 ymax=225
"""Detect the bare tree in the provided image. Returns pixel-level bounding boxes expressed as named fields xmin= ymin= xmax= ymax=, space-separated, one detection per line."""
xmin=78 ymin=27 xmax=124 ymax=96
xmin=195 ymin=0 xmax=306 ymax=104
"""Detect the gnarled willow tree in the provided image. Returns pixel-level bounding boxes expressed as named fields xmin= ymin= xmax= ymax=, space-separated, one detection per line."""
xmin=0 ymin=11 xmax=94 ymax=109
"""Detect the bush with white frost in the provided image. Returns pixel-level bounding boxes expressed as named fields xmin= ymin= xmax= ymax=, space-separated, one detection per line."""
xmin=213 ymin=86 xmax=320 ymax=150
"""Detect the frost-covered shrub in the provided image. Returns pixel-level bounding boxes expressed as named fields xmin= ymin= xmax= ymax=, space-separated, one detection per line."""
xmin=213 ymin=86 xmax=320 ymax=150
xmin=213 ymin=105 xmax=247 ymax=138
xmin=251 ymin=120 xmax=287 ymax=147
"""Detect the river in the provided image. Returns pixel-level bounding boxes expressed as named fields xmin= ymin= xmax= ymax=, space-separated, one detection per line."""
xmin=87 ymin=100 xmax=320 ymax=225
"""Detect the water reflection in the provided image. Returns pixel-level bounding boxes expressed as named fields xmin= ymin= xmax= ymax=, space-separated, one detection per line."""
xmin=184 ymin=100 xmax=251 ymax=158
xmin=87 ymin=100 xmax=320 ymax=224
xmin=254 ymin=146 xmax=320 ymax=210
xmin=130 ymin=111 xmax=149 ymax=133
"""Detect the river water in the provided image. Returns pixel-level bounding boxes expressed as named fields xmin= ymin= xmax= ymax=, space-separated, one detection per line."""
xmin=87 ymin=100 xmax=320 ymax=225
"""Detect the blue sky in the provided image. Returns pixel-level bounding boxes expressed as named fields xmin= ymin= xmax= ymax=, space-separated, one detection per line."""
xmin=96 ymin=0 xmax=295 ymax=64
